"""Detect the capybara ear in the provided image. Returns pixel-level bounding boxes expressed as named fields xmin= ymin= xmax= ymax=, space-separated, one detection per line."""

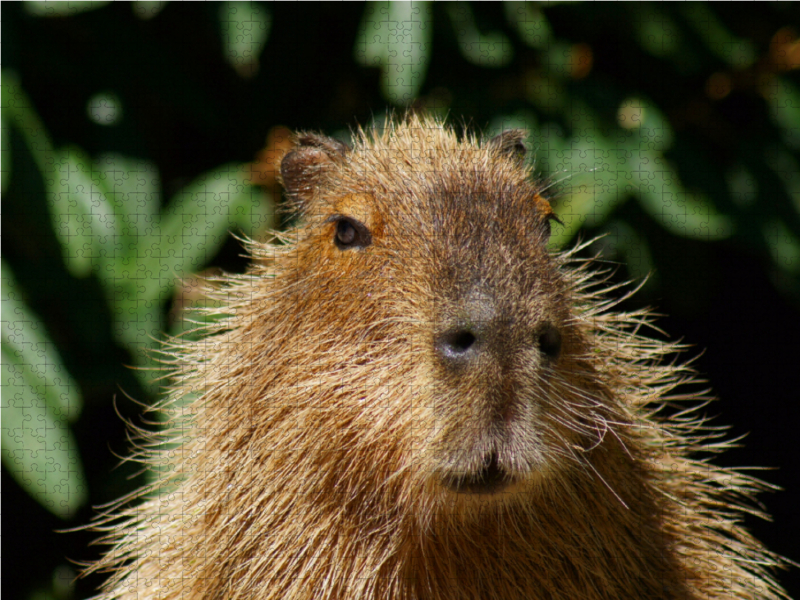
xmin=487 ymin=130 xmax=527 ymax=163
xmin=280 ymin=134 xmax=350 ymax=209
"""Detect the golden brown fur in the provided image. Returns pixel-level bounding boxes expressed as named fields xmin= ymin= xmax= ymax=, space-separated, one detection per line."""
xmin=85 ymin=115 xmax=791 ymax=599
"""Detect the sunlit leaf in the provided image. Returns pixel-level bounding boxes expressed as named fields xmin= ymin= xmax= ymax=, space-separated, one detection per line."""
xmin=1 ymin=264 xmax=86 ymax=519
xmin=636 ymin=99 xmax=674 ymax=153
xmin=92 ymin=153 xmax=161 ymax=243
xmin=547 ymin=128 xmax=624 ymax=231
xmin=112 ymin=302 xmax=164 ymax=355
xmin=219 ymin=2 xmax=271 ymax=78
xmin=1 ymin=351 xmax=88 ymax=519
xmin=355 ymin=2 xmax=433 ymax=104
xmin=47 ymin=149 xmax=118 ymax=278
xmin=159 ymin=164 xmax=270 ymax=291
xmin=2 ymin=264 xmax=82 ymax=421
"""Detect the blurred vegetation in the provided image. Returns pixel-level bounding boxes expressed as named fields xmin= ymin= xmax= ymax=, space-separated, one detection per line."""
xmin=2 ymin=3 xmax=799 ymax=599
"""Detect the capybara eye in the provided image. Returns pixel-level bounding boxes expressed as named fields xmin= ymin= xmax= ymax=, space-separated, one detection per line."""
xmin=330 ymin=216 xmax=372 ymax=250
xmin=538 ymin=324 xmax=561 ymax=360
xmin=337 ymin=220 xmax=356 ymax=245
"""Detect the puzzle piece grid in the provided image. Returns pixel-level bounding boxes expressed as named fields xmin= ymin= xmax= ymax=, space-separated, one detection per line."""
xmin=3 ymin=3 xmax=800 ymax=600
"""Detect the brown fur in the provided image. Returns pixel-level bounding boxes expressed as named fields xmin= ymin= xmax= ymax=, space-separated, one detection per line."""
xmin=85 ymin=115 xmax=791 ymax=599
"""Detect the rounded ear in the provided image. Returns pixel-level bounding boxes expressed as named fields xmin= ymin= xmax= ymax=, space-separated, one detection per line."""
xmin=487 ymin=130 xmax=527 ymax=163
xmin=280 ymin=133 xmax=350 ymax=209
xmin=531 ymin=192 xmax=562 ymax=240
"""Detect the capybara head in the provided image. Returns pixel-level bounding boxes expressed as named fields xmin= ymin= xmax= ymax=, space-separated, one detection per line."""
xmin=276 ymin=119 xmax=606 ymax=515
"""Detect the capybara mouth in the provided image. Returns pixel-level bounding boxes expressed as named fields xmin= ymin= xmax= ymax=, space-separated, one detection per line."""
xmin=441 ymin=452 xmax=511 ymax=494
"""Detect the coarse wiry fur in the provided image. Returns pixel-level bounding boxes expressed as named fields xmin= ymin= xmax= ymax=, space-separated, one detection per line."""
xmin=84 ymin=115 xmax=792 ymax=600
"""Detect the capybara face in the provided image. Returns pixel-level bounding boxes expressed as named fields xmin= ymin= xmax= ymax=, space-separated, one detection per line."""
xmin=279 ymin=120 xmax=607 ymax=507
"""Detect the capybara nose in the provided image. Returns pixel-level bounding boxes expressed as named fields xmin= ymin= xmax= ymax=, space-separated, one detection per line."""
xmin=434 ymin=288 xmax=500 ymax=370
xmin=435 ymin=326 xmax=480 ymax=367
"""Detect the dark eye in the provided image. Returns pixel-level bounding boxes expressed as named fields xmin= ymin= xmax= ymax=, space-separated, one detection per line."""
xmin=537 ymin=324 xmax=562 ymax=360
xmin=327 ymin=215 xmax=372 ymax=250
xmin=337 ymin=220 xmax=356 ymax=245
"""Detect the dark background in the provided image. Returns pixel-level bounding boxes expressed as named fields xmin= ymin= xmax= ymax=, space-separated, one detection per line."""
xmin=3 ymin=3 xmax=799 ymax=599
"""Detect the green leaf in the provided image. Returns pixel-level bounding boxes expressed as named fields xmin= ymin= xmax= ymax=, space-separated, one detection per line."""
xmin=86 ymin=154 xmax=162 ymax=295
xmin=1 ymin=347 xmax=86 ymax=519
xmin=1 ymin=352 xmax=87 ymax=519
xmin=681 ymin=4 xmax=756 ymax=69
xmin=632 ymin=5 xmax=680 ymax=58
xmin=113 ymin=301 xmax=164 ymax=352
xmin=219 ymin=2 xmax=272 ymax=76
xmin=633 ymin=98 xmax=674 ymax=153
xmin=132 ymin=1 xmax=166 ymax=20
xmin=546 ymin=128 xmax=624 ymax=235
xmin=157 ymin=164 xmax=268 ymax=297
xmin=1 ymin=264 xmax=86 ymax=519
xmin=1 ymin=70 xmax=54 ymax=176
xmin=764 ymin=220 xmax=800 ymax=275
xmin=92 ymin=153 xmax=161 ymax=243
xmin=109 ymin=299 xmax=165 ymax=394
xmin=47 ymin=149 xmax=119 ymax=278
xmin=505 ymin=2 xmax=552 ymax=49
xmin=448 ymin=4 xmax=513 ymax=69
xmin=355 ymin=2 xmax=433 ymax=104
xmin=1 ymin=263 xmax=81 ymax=421
xmin=629 ymin=149 xmax=734 ymax=239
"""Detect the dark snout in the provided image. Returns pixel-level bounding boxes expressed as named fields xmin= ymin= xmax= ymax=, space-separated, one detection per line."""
xmin=434 ymin=288 xmax=561 ymax=372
